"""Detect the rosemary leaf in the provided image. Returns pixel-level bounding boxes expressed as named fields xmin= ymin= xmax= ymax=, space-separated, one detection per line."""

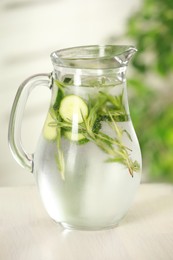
xmin=56 ymin=125 xmax=65 ymax=180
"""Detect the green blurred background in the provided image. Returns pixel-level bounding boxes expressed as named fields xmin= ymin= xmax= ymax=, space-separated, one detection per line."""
xmin=111 ymin=0 xmax=173 ymax=182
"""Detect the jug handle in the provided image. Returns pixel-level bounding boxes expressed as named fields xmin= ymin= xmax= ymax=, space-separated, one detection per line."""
xmin=8 ymin=73 xmax=53 ymax=173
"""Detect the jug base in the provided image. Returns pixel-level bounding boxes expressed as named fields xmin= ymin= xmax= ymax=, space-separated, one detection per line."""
xmin=59 ymin=221 xmax=119 ymax=231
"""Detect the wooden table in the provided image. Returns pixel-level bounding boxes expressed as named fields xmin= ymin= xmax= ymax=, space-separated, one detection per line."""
xmin=0 ymin=183 xmax=173 ymax=260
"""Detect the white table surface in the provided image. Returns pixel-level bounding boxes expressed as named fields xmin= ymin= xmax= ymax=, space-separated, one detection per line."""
xmin=0 ymin=183 xmax=173 ymax=260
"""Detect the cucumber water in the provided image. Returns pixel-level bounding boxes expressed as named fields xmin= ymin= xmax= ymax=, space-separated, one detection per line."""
xmin=34 ymin=79 xmax=142 ymax=229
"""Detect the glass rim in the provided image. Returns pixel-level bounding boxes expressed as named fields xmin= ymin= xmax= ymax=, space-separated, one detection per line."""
xmin=50 ymin=45 xmax=137 ymax=70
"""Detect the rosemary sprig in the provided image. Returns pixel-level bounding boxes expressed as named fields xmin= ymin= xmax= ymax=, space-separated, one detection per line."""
xmin=107 ymin=111 xmax=140 ymax=176
xmin=49 ymin=109 xmax=65 ymax=180
xmin=55 ymin=125 xmax=65 ymax=180
xmin=81 ymin=110 xmax=140 ymax=176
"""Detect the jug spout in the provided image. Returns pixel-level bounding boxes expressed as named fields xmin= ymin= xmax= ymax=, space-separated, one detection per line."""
xmin=113 ymin=46 xmax=137 ymax=66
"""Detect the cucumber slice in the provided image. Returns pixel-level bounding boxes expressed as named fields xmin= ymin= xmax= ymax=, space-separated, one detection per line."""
xmin=59 ymin=95 xmax=88 ymax=123
xmin=43 ymin=112 xmax=57 ymax=141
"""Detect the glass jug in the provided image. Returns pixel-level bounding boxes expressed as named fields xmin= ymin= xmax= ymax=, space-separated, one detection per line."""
xmin=8 ymin=45 xmax=142 ymax=230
